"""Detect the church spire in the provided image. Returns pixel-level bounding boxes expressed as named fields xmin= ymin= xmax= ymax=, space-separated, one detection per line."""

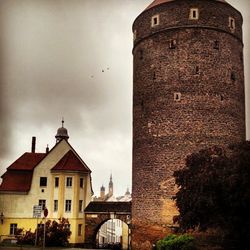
xmin=108 ymin=174 xmax=113 ymax=196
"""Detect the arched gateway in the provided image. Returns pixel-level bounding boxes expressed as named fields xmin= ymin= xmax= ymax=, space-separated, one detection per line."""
xmin=84 ymin=201 xmax=132 ymax=248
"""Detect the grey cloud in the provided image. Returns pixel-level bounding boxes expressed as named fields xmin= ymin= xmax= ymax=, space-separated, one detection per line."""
xmin=0 ymin=0 xmax=249 ymax=195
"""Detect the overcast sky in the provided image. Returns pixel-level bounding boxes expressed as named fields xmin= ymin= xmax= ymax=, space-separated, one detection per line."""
xmin=0 ymin=0 xmax=249 ymax=197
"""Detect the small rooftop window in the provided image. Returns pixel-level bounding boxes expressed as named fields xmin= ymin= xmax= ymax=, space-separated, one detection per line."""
xmin=189 ymin=8 xmax=199 ymax=20
xmin=151 ymin=14 xmax=160 ymax=27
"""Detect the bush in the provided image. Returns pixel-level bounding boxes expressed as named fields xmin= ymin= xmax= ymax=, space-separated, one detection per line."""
xmin=15 ymin=217 xmax=71 ymax=247
xmin=156 ymin=234 xmax=197 ymax=250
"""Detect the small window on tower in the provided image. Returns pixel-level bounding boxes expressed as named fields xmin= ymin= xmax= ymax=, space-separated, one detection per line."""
xmin=133 ymin=30 xmax=137 ymax=41
xmin=214 ymin=40 xmax=219 ymax=50
xmin=229 ymin=17 xmax=235 ymax=32
xmin=169 ymin=40 xmax=176 ymax=49
xmin=240 ymin=52 xmax=243 ymax=62
xmin=231 ymin=72 xmax=236 ymax=81
xmin=195 ymin=66 xmax=200 ymax=75
xmin=174 ymin=92 xmax=181 ymax=102
xmin=189 ymin=8 xmax=199 ymax=20
xmin=139 ymin=49 xmax=143 ymax=60
xmin=151 ymin=14 xmax=160 ymax=27
xmin=153 ymin=72 xmax=156 ymax=80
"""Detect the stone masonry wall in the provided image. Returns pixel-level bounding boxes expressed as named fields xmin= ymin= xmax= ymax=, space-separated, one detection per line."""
xmin=132 ymin=0 xmax=246 ymax=249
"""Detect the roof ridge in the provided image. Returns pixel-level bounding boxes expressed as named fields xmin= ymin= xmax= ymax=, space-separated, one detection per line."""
xmin=145 ymin=0 xmax=227 ymax=11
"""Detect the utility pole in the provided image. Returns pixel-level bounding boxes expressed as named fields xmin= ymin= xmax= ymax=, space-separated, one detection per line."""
xmin=43 ymin=207 xmax=48 ymax=250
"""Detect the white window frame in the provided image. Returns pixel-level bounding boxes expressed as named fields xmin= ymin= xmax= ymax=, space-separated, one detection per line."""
xmin=189 ymin=8 xmax=199 ymax=20
xmin=54 ymin=177 xmax=59 ymax=188
xmin=66 ymin=177 xmax=72 ymax=187
xmin=54 ymin=200 xmax=58 ymax=212
xmin=38 ymin=199 xmax=46 ymax=210
xmin=151 ymin=14 xmax=160 ymax=27
xmin=10 ymin=224 xmax=17 ymax=235
xmin=229 ymin=17 xmax=235 ymax=32
xmin=174 ymin=92 xmax=181 ymax=102
xmin=65 ymin=200 xmax=72 ymax=212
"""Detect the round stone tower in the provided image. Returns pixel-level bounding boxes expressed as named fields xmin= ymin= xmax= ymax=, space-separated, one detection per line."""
xmin=132 ymin=0 xmax=246 ymax=248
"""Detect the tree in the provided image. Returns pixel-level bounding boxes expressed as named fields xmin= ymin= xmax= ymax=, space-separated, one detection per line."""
xmin=174 ymin=141 xmax=250 ymax=248
xmin=16 ymin=217 xmax=71 ymax=247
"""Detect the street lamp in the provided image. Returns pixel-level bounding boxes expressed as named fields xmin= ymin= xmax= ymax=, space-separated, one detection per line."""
xmin=0 ymin=212 xmax=4 ymax=224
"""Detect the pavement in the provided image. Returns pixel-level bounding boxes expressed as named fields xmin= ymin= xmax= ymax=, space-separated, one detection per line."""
xmin=0 ymin=248 xmax=107 ymax=250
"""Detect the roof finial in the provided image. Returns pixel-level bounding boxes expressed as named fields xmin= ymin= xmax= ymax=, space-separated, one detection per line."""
xmin=62 ymin=117 xmax=64 ymax=128
xmin=55 ymin=119 xmax=69 ymax=143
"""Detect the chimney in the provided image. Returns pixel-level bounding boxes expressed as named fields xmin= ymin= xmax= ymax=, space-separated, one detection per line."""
xmin=31 ymin=137 xmax=36 ymax=153
xmin=46 ymin=145 xmax=49 ymax=153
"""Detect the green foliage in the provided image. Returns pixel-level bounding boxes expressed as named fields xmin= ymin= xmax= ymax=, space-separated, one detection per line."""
xmin=156 ymin=234 xmax=196 ymax=250
xmin=174 ymin=141 xmax=250 ymax=248
xmin=16 ymin=218 xmax=71 ymax=247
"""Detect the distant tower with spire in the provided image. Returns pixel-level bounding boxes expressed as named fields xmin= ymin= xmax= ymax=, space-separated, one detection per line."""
xmin=100 ymin=185 xmax=105 ymax=200
xmin=55 ymin=119 xmax=69 ymax=143
xmin=108 ymin=174 xmax=113 ymax=196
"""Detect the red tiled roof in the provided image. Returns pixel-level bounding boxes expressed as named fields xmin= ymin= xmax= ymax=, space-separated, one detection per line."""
xmin=51 ymin=150 xmax=90 ymax=172
xmin=7 ymin=152 xmax=46 ymax=171
xmin=0 ymin=152 xmax=46 ymax=193
xmin=145 ymin=0 xmax=227 ymax=11
xmin=0 ymin=171 xmax=33 ymax=192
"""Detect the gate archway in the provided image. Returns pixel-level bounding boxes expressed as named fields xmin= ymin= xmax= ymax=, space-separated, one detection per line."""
xmin=84 ymin=201 xmax=131 ymax=248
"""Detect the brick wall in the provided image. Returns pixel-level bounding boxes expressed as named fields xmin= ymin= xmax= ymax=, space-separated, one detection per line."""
xmin=132 ymin=0 xmax=246 ymax=249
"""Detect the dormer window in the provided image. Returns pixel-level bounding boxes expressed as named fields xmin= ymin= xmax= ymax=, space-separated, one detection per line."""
xmin=189 ymin=8 xmax=199 ymax=20
xmin=151 ymin=14 xmax=160 ymax=27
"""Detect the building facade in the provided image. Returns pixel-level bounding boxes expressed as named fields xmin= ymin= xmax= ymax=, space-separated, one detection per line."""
xmin=0 ymin=123 xmax=93 ymax=245
xmin=132 ymin=0 xmax=246 ymax=248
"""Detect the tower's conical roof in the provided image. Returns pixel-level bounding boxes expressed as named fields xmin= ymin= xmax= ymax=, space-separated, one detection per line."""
xmin=145 ymin=0 xmax=227 ymax=11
